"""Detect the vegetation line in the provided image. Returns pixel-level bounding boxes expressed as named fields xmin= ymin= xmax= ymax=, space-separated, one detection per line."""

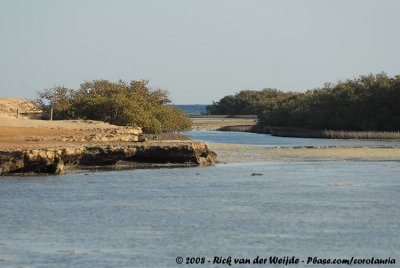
xmin=208 ymin=73 xmax=400 ymax=137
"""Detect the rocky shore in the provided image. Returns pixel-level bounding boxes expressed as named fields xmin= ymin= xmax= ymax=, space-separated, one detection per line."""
xmin=0 ymin=116 xmax=217 ymax=175
xmin=0 ymin=141 xmax=217 ymax=175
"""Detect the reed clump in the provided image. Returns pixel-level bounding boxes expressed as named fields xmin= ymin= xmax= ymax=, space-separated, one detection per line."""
xmin=322 ymin=130 xmax=400 ymax=140
xmin=269 ymin=127 xmax=400 ymax=140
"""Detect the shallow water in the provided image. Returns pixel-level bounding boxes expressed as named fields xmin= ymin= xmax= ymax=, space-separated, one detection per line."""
xmin=0 ymin=161 xmax=399 ymax=267
xmin=187 ymin=130 xmax=400 ymax=147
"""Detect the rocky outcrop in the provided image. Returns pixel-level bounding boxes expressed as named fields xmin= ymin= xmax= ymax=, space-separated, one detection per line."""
xmin=131 ymin=142 xmax=217 ymax=165
xmin=0 ymin=141 xmax=217 ymax=175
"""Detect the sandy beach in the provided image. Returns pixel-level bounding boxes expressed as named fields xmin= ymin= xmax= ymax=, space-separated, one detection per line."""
xmin=0 ymin=116 xmax=125 ymax=149
xmin=191 ymin=117 xmax=256 ymax=130
xmin=1 ymin=115 xmax=399 ymax=163
xmin=192 ymin=118 xmax=400 ymax=163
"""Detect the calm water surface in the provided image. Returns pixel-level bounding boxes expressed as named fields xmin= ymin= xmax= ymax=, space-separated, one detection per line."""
xmin=187 ymin=130 xmax=400 ymax=147
xmin=1 ymin=132 xmax=399 ymax=267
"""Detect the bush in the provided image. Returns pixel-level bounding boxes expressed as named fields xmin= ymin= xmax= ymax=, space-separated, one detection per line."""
xmin=206 ymin=88 xmax=295 ymax=115
xmin=36 ymin=80 xmax=192 ymax=133
xmin=36 ymin=86 xmax=74 ymax=120
xmin=208 ymin=73 xmax=400 ymax=132
xmin=258 ymin=73 xmax=400 ymax=131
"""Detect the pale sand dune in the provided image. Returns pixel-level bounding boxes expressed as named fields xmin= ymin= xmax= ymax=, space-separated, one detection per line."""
xmin=0 ymin=97 xmax=118 ymax=130
xmin=0 ymin=98 xmax=116 ymax=130
xmin=0 ymin=98 xmax=41 ymax=118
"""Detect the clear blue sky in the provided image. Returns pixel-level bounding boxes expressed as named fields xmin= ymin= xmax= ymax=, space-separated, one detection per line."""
xmin=1 ymin=0 xmax=399 ymax=104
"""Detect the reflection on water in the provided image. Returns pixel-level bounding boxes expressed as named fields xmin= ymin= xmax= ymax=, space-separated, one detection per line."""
xmin=187 ymin=130 xmax=400 ymax=147
xmin=0 ymin=161 xmax=399 ymax=267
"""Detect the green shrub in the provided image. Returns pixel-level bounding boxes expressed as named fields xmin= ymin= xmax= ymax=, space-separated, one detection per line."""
xmin=208 ymin=73 xmax=400 ymax=132
xmin=36 ymin=80 xmax=192 ymax=133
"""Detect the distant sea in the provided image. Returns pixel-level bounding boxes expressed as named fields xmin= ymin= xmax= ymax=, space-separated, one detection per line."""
xmin=173 ymin=104 xmax=208 ymax=115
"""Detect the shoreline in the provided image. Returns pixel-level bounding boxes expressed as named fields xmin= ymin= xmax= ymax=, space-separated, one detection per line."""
xmin=191 ymin=118 xmax=400 ymax=140
xmin=0 ymin=142 xmax=217 ymax=175
xmin=191 ymin=117 xmax=256 ymax=131
xmin=217 ymin=124 xmax=400 ymax=140
xmin=0 ymin=117 xmax=217 ymax=175
xmin=2 ymin=116 xmax=400 ymax=175
xmin=209 ymin=143 xmax=400 ymax=163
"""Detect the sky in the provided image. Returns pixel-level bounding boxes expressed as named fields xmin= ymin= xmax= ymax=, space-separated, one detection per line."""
xmin=0 ymin=0 xmax=399 ymax=104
